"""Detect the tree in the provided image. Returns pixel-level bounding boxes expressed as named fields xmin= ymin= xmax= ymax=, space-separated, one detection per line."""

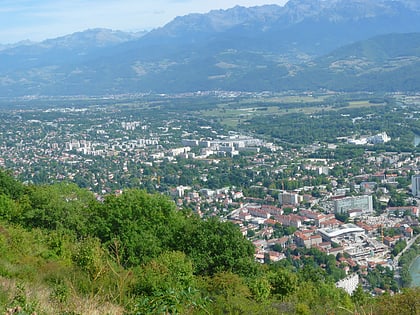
xmin=174 ymin=216 xmax=255 ymax=276
xmin=72 ymin=237 xmax=106 ymax=280
xmin=0 ymin=193 xmax=19 ymax=221
xmin=21 ymin=182 xmax=96 ymax=236
xmin=202 ymin=272 xmax=276 ymax=314
xmin=335 ymin=211 xmax=349 ymax=223
xmin=374 ymin=288 xmax=420 ymax=315
xmin=351 ymin=284 xmax=370 ymax=307
xmin=392 ymin=239 xmax=407 ymax=256
xmin=248 ymin=277 xmax=271 ymax=302
xmin=90 ymin=189 xmax=185 ymax=267
xmin=269 ymin=268 xmax=298 ymax=299
xmin=133 ymin=251 xmax=194 ymax=296
xmin=0 ymin=169 xmax=24 ymax=200
xmin=299 ymin=264 xmax=327 ymax=283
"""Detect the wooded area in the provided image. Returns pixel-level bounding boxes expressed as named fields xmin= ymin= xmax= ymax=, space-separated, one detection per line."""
xmin=0 ymin=170 xmax=419 ymax=314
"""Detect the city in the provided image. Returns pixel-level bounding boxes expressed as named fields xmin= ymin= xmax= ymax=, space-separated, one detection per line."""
xmin=1 ymin=0 xmax=420 ymax=312
xmin=1 ymin=91 xmax=420 ymax=296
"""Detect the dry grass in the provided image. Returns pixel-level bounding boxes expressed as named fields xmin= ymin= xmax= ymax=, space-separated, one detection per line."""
xmin=0 ymin=276 xmax=125 ymax=315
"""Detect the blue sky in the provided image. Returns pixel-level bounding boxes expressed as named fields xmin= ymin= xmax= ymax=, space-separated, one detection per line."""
xmin=0 ymin=0 xmax=289 ymax=44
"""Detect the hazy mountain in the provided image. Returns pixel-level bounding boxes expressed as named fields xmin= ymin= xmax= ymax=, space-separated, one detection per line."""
xmin=0 ymin=28 xmax=146 ymax=68
xmin=0 ymin=40 xmax=36 ymax=52
xmin=0 ymin=0 xmax=420 ymax=96
xmin=298 ymin=32 xmax=420 ymax=91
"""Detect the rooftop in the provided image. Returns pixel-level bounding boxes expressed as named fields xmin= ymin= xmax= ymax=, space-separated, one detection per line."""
xmin=319 ymin=223 xmax=365 ymax=238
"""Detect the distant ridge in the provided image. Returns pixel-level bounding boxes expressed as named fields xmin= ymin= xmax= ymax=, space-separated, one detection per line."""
xmin=0 ymin=0 xmax=419 ymax=96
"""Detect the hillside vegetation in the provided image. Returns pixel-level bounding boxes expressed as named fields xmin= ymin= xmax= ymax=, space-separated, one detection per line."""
xmin=0 ymin=170 xmax=418 ymax=314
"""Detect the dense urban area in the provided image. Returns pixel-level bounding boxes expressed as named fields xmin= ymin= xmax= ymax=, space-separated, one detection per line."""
xmin=1 ymin=91 xmax=420 ymax=313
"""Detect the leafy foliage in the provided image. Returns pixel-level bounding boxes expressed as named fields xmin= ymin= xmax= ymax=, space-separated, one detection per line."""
xmin=90 ymin=189 xmax=186 ymax=266
xmin=173 ymin=216 xmax=255 ymax=276
xmin=0 ymin=169 xmax=418 ymax=314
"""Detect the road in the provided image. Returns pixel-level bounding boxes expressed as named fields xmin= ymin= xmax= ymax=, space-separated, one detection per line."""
xmin=394 ymin=234 xmax=420 ymax=265
xmin=392 ymin=234 xmax=420 ymax=280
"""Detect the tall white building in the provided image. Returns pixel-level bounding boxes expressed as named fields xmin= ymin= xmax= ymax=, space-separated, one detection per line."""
xmin=279 ymin=191 xmax=303 ymax=206
xmin=412 ymin=174 xmax=420 ymax=197
xmin=368 ymin=132 xmax=391 ymax=144
xmin=334 ymin=195 xmax=373 ymax=214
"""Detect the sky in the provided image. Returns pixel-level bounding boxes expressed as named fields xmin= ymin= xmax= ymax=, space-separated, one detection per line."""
xmin=0 ymin=0 xmax=289 ymax=44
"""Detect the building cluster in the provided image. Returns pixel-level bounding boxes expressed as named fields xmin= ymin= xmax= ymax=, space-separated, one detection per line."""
xmin=64 ymin=138 xmax=160 ymax=156
xmin=228 ymin=196 xmax=418 ymax=269
xmin=347 ymin=132 xmax=391 ymax=145
xmin=222 ymin=172 xmax=420 ymax=295
xmin=1 ymin=99 xmax=420 ymax=295
xmin=182 ymin=135 xmax=275 ymax=158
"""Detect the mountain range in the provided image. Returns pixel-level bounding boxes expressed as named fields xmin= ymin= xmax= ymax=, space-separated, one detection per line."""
xmin=1 ymin=0 xmax=420 ymax=97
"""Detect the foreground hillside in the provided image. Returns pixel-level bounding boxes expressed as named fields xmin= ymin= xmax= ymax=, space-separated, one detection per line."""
xmin=0 ymin=170 xmax=419 ymax=314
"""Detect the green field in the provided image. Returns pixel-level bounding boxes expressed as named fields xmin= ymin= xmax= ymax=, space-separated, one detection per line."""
xmin=198 ymin=94 xmax=384 ymax=128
